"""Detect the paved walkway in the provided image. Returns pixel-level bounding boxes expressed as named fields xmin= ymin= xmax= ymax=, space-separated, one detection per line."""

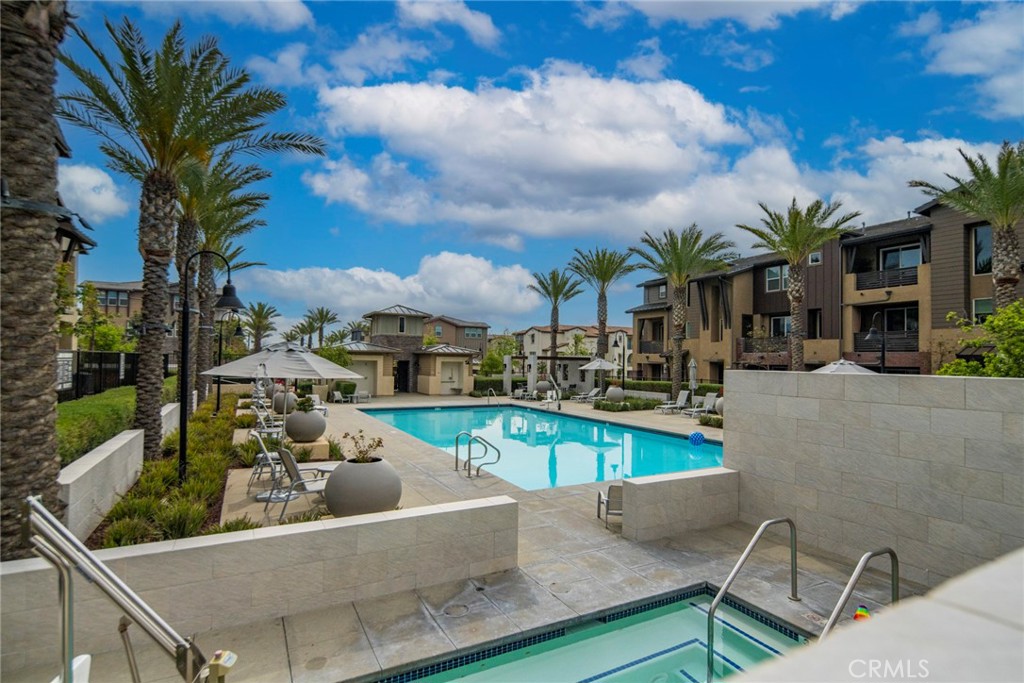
xmin=11 ymin=395 xmax=924 ymax=683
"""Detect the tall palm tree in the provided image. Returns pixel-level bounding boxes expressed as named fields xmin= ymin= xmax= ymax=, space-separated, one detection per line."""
xmin=630 ymin=226 xmax=737 ymax=400
xmin=346 ymin=319 xmax=370 ymax=339
xmin=281 ymin=327 xmax=302 ymax=343
xmin=737 ymin=199 xmax=860 ymax=371
xmin=242 ymin=302 xmax=280 ymax=351
xmin=58 ymin=18 xmax=324 ymax=460
xmin=568 ymin=247 xmax=638 ymax=384
xmin=1 ymin=0 xmax=70 ymax=560
xmin=529 ymin=269 xmax=584 ymax=370
xmin=910 ymin=142 xmax=1024 ymax=310
xmin=306 ymin=306 xmax=340 ymax=348
xmin=295 ymin=318 xmax=317 ymax=349
xmin=324 ymin=328 xmax=350 ymax=347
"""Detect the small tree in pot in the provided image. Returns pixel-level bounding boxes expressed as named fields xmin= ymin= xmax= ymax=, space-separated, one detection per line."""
xmin=324 ymin=430 xmax=402 ymax=516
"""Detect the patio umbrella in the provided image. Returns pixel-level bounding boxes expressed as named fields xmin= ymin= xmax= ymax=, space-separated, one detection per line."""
xmin=201 ymin=341 xmax=363 ymax=381
xmin=578 ymin=358 xmax=619 ymax=372
xmin=811 ymin=359 xmax=877 ymax=374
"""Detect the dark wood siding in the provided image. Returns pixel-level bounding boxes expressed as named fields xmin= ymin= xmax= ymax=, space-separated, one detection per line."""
xmin=805 ymin=240 xmax=843 ymax=338
xmin=927 ymin=206 xmax=971 ymax=328
xmin=753 ymin=264 xmax=790 ymax=315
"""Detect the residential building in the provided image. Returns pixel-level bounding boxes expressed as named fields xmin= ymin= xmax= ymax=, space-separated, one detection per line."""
xmin=55 ymin=216 xmax=96 ymax=351
xmin=82 ymin=279 xmax=179 ymax=333
xmin=426 ymin=315 xmax=490 ymax=357
xmin=626 ymin=203 xmax=1024 ymax=378
xmin=514 ymin=324 xmax=631 ymax=359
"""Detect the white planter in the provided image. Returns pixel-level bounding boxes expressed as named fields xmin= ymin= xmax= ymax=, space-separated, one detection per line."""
xmin=272 ymin=391 xmax=297 ymax=414
xmin=324 ymin=458 xmax=403 ymax=517
xmin=715 ymin=396 xmax=725 ymax=416
xmin=605 ymin=386 xmax=626 ymax=403
xmin=285 ymin=410 xmax=326 ymax=442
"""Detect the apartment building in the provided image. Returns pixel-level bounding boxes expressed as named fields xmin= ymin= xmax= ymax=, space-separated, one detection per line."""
xmin=425 ymin=315 xmax=490 ymax=357
xmin=514 ymin=324 xmax=631 ymax=364
xmin=626 ymin=203 xmax=1024 ymax=379
xmin=83 ymin=280 xmax=179 ymax=332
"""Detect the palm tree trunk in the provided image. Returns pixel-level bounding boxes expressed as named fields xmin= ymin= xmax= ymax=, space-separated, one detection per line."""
xmin=597 ymin=290 xmax=608 ymax=387
xmin=0 ymin=0 xmax=68 ymax=559
xmin=196 ymin=254 xmax=215 ymax=402
xmin=174 ymin=215 xmax=197 ymax=403
xmin=671 ymin=283 xmax=685 ymax=400
xmin=992 ymin=225 xmax=1022 ymax=310
xmin=136 ymin=170 xmax=177 ymax=460
xmin=788 ymin=263 xmax=806 ymax=371
xmin=550 ymin=308 xmax=559 ymax=379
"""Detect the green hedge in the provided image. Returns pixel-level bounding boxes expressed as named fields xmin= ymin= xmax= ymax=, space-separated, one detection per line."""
xmin=698 ymin=414 xmax=724 ymax=428
xmin=333 ymin=381 xmax=357 ymax=395
xmin=593 ymin=396 xmax=663 ymax=412
xmin=57 ymin=386 xmax=136 ymax=466
xmin=606 ymin=379 xmax=724 ymax=397
xmin=471 ymin=376 xmax=509 ymax=394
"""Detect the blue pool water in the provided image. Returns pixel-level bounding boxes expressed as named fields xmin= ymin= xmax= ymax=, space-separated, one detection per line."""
xmin=362 ymin=406 xmax=722 ymax=490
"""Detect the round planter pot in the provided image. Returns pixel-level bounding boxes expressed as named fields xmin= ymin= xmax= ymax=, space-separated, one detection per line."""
xmin=605 ymin=386 xmax=625 ymax=403
xmin=536 ymin=380 xmax=552 ymax=393
xmin=714 ymin=397 xmax=725 ymax=416
xmin=324 ymin=458 xmax=403 ymax=517
xmin=272 ymin=391 xmax=297 ymax=414
xmin=285 ymin=410 xmax=326 ymax=442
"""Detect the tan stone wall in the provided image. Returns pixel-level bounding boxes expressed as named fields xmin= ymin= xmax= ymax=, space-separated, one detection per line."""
xmin=622 ymin=468 xmax=739 ymax=542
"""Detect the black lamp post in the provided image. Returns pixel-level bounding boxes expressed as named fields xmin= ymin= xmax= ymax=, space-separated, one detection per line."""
xmin=178 ymin=250 xmax=243 ymax=484
xmin=613 ymin=337 xmax=628 ymax=382
xmin=865 ymin=311 xmax=886 ymax=374
xmin=214 ymin=311 xmax=245 ymax=414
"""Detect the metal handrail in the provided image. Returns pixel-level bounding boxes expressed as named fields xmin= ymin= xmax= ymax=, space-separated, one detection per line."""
xmin=819 ymin=548 xmax=899 ymax=640
xmin=707 ymin=518 xmax=800 ymax=683
xmin=22 ymin=497 xmax=214 ymax=682
xmin=454 ymin=431 xmax=474 ymax=471
xmin=469 ymin=435 xmax=501 ymax=477
xmin=486 ymin=388 xmax=498 ymax=404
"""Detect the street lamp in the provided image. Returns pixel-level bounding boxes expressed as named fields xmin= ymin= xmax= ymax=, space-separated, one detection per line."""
xmin=178 ymin=250 xmax=243 ymax=484
xmin=613 ymin=336 xmax=628 ymax=382
xmin=214 ymin=311 xmax=245 ymax=414
xmin=864 ymin=311 xmax=886 ymax=374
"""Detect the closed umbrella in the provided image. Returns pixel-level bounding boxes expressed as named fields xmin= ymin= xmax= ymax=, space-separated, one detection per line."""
xmin=811 ymin=359 xmax=877 ymax=374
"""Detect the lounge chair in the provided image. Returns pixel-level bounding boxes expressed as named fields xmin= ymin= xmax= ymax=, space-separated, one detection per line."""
xmin=309 ymin=394 xmax=328 ymax=416
xmin=654 ymin=391 xmax=689 ymax=414
xmin=264 ymin=448 xmax=330 ymax=522
xmin=597 ymin=484 xmax=623 ymax=529
xmin=572 ymin=388 xmax=601 ymax=403
xmin=247 ymin=430 xmax=282 ymax=493
xmin=682 ymin=392 xmax=718 ymax=417
xmin=354 ymin=390 xmax=371 ymax=403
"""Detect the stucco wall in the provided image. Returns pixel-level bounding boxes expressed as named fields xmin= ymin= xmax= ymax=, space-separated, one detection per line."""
xmin=622 ymin=467 xmax=739 ymax=542
xmin=724 ymin=369 xmax=1023 ymax=587
xmin=1 ymin=496 xmax=518 ymax=675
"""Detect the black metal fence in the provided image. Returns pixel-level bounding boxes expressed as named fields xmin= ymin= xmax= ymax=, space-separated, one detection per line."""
xmin=56 ymin=351 xmax=146 ymax=402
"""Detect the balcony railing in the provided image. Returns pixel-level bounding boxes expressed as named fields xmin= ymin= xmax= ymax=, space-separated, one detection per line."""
xmin=854 ymin=330 xmax=919 ymax=352
xmin=740 ymin=337 xmax=789 ymax=354
xmin=639 ymin=340 xmax=664 ymax=354
xmin=855 ymin=267 xmax=918 ymax=290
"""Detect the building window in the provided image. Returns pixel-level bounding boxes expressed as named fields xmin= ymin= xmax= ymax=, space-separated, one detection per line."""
xmin=973 ymin=298 xmax=993 ymax=324
xmin=808 ymin=309 xmax=822 ymax=339
xmin=658 ymin=284 xmax=667 ymax=299
xmin=118 ymin=291 xmax=128 ymax=307
xmin=434 ymin=324 xmax=443 ymax=337
xmin=766 ymin=265 xmax=789 ymax=292
xmin=770 ymin=315 xmax=791 ymax=337
xmin=399 ymin=317 xmax=406 ymax=333
xmin=885 ymin=306 xmax=919 ymax=332
xmin=973 ymin=225 xmax=992 ymax=275
xmin=808 ymin=251 xmax=823 ymax=266
xmin=464 ymin=327 xmax=483 ymax=339
xmin=880 ymin=244 xmax=921 ymax=270
xmin=530 ymin=333 xmax=535 ymax=345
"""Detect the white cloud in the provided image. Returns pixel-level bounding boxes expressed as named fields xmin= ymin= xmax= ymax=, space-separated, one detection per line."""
xmin=897 ymin=9 xmax=940 ymax=37
xmin=57 ymin=164 xmax=130 ymax=223
xmin=704 ymin=32 xmax=774 ymax=72
xmin=238 ymin=252 xmax=541 ymax=327
xmin=136 ymin=0 xmax=314 ymax=32
xmin=397 ymin=1 xmax=501 ymax=49
xmin=629 ymin=1 xmax=857 ymax=31
xmin=739 ymin=85 xmax=770 ymax=94
xmin=576 ymin=1 xmax=634 ymax=30
xmin=247 ymin=43 xmax=325 ymax=87
xmin=617 ymin=38 xmax=671 ymax=80
xmin=920 ymin=4 xmax=1024 ymax=119
xmin=328 ymin=25 xmax=432 ymax=85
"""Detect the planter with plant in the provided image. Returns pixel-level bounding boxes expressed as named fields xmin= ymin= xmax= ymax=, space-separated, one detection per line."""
xmin=324 ymin=430 xmax=403 ymax=517
xmin=285 ymin=396 xmax=327 ymax=442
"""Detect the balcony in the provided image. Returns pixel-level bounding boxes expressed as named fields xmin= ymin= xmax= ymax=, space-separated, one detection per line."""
xmin=740 ymin=337 xmax=789 ymax=354
xmin=854 ymin=330 xmax=919 ymax=352
xmin=639 ymin=340 xmax=664 ymax=354
xmin=855 ymin=266 xmax=918 ymax=290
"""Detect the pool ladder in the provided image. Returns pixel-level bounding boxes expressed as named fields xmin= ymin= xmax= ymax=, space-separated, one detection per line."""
xmin=486 ymin=388 xmax=498 ymax=404
xmin=454 ymin=431 xmax=501 ymax=478
xmin=820 ymin=548 xmax=899 ymax=640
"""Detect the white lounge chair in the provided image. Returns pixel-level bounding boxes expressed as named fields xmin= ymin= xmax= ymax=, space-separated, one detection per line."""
xmin=572 ymin=388 xmax=601 ymax=403
xmin=682 ymin=392 xmax=718 ymax=417
xmin=264 ymin=448 xmax=329 ymax=522
xmin=655 ymin=391 xmax=689 ymax=414
xmin=597 ymin=485 xmax=623 ymax=529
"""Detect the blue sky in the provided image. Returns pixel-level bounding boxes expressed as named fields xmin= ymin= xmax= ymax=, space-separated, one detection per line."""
xmin=58 ymin=1 xmax=1024 ymax=337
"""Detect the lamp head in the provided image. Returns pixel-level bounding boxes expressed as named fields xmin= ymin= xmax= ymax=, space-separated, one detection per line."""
xmin=215 ymin=281 xmax=244 ymax=311
xmin=232 ymin=321 xmax=245 ymax=338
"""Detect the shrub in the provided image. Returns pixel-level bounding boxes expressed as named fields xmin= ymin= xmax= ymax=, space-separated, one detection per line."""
xmin=334 ymin=381 xmax=357 ymax=396
xmin=161 ymin=375 xmax=177 ymax=404
xmin=235 ymin=413 xmax=257 ymax=429
xmin=56 ymin=386 xmax=136 ymax=465
xmin=107 ymin=495 xmax=161 ymax=523
xmin=694 ymin=383 xmax=724 ymax=397
xmin=593 ymin=396 xmax=663 ymax=412
xmin=297 ymin=380 xmax=314 ymax=395
xmin=134 ymin=458 xmax=179 ymax=498
xmin=292 ymin=446 xmax=314 ymax=463
xmin=280 ymin=508 xmax=323 ymax=524
xmin=698 ymin=414 xmax=724 ymax=429
xmin=154 ymin=498 xmax=207 ymax=539
xmin=103 ymin=517 xmax=158 ymax=548
xmin=204 ymin=516 xmax=262 ymax=534
xmin=326 ymin=435 xmax=343 ymax=460
xmin=471 ymin=377 xmax=506 ymax=394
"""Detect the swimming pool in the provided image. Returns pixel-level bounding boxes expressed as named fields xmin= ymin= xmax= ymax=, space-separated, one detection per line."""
xmin=362 ymin=406 xmax=722 ymax=490
xmin=380 ymin=587 xmax=806 ymax=683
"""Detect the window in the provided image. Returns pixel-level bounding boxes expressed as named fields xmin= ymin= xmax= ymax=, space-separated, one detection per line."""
xmin=398 ymin=317 xmax=406 ymax=333
xmin=973 ymin=298 xmax=993 ymax=324
xmin=808 ymin=309 xmax=822 ymax=340
xmin=808 ymin=251 xmax=823 ymax=266
xmin=118 ymin=291 xmax=128 ymax=307
xmin=880 ymin=244 xmax=921 ymax=270
xmin=658 ymin=284 xmax=667 ymax=299
xmin=464 ymin=327 xmax=483 ymax=339
xmin=770 ymin=315 xmax=791 ymax=337
xmin=973 ymin=225 xmax=992 ymax=275
xmin=530 ymin=333 xmax=535 ymax=345
xmin=885 ymin=306 xmax=919 ymax=332
xmin=766 ymin=265 xmax=789 ymax=292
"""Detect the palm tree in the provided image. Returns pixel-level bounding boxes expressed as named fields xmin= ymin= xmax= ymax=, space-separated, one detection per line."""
xmin=58 ymin=18 xmax=324 ymax=461
xmin=1 ymin=0 xmax=71 ymax=560
xmin=568 ymin=248 xmax=637 ymax=385
xmin=346 ymin=319 xmax=370 ymax=339
xmin=910 ymin=142 xmax=1024 ymax=310
xmin=324 ymin=328 xmax=350 ymax=347
xmin=242 ymin=302 xmax=280 ymax=351
xmin=281 ymin=327 xmax=302 ymax=343
xmin=295 ymin=318 xmax=317 ymax=349
xmin=736 ymin=199 xmax=860 ymax=371
xmin=529 ymin=269 xmax=584 ymax=370
xmin=306 ymin=307 xmax=340 ymax=348
xmin=630 ymin=226 xmax=737 ymax=400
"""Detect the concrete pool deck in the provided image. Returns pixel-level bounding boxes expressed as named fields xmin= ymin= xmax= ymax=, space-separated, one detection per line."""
xmin=10 ymin=395 xmax=926 ymax=682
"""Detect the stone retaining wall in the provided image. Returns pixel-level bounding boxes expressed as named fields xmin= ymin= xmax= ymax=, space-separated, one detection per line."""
xmin=622 ymin=467 xmax=739 ymax=541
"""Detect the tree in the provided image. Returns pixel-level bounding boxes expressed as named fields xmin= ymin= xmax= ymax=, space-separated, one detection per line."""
xmin=937 ymin=300 xmax=1024 ymax=377
xmin=1 ymin=0 xmax=71 ymax=560
xmin=528 ymin=269 xmax=584 ymax=368
xmin=55 ymin=261 xmax=76 ymax=339
xmin=242 ymin=302 xmax=279 ymax=351
xmin=346 ymin=319 xmax=370 ymax=336
xmin=314 ymin=345 xmax=351 ymax=368
xmin=306 ymin=306 xmax=340 ymax=348
xmin=481 ymin=334 xmax=518 ymax=375
xmin=423 ymin=333 xmax=440 ymax=346
xmin=75 ymin=282 xmax=108 ymax=351
xmin=324 ymin=328 xmax=349 ymax=347
xmin=910 ymin=142 xmax=1024 ymax=310
xmin=59 ymin=18 xmax=325 ymax=461
xmin=281 ymin=327 xmax=302 ymax=343
xmin=93 ymin=323 xmax=136 ymax=352
xmin=568 ymin=333 xmax=588 ymax=356
xmin=568 ymin=247 xmax=637 ymax=363
xmin=630 ymin=226 xmax=737 ymax=400
xmin=736 ymin=198 xmax=860 ymax=371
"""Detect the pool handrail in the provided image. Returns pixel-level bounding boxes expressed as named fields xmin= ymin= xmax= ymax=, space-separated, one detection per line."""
xmin=819 ymin=548 xmax=899 ymax=640
xmin=707 ymin=517 xmax=800 ymax=683
xmin=453 ymin=432 xmax=502 ymax=477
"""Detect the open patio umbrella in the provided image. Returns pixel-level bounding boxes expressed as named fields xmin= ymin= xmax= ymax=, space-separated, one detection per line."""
xmin=578 ymin=358 xmax=619 ymax=372
xmin=201 ymin=341 xmax=363 ymax=381
xmin=811 ymin=359 xmax=876 ymax=374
